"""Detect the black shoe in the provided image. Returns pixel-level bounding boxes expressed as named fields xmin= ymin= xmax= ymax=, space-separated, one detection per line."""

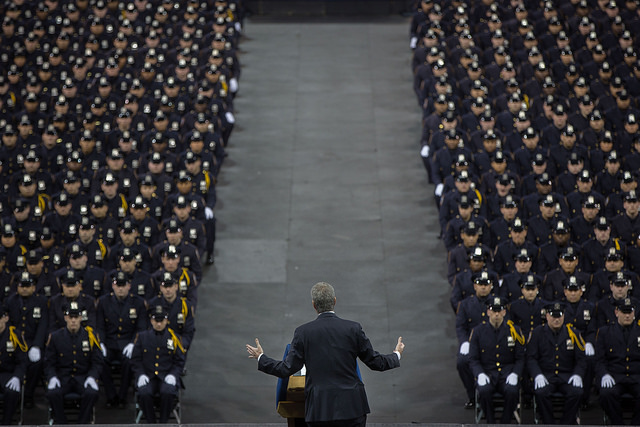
xmin=24 ymin=397 xmax=34 ymax=409
xmin=118 ymin=399 xmax=126 ymax=409
xmin=206 ymin=255 xmax=214 ymax=265
xmin=464 ymin=399 xmax=475 ymax=409
xmin=107 ymin=397 xmax=119 ymax=408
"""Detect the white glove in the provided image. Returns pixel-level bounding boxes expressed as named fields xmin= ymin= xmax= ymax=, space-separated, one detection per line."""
xmin=6 ymin=377 xmax=20 ymax=392
xmin=234 ymin=22 xmax=241 ymax=32
xmin=225 ymin=111 xmax=235 ymax=124
xmin=229 ymin=77 xmax=238 ymax=93
xmin=100 ymin=343 xmax=107 ymax=358
xmin=568 ymin=374 xmax=583 ymax=388
xmin=205 ymin=207 xmax=214 ymax=219
xmin=506 ymin=373 xmax=519 ymax=386
xmin=420 ymin=145 xmax=430 ymax=158
xmin=164 ymin=374 xmax=176 ymax=386
xmin=459 ymin=341 xmax=470 ymax=355
xmin=410 ymin=36 xmax=418 ymax=49
xmin=534 ymin=374 xmax=549 ymax=390
xmin=585 ymin=342 xmax=594 ymax=356
xmin=477 ymin=373 xmax=490 ymax=386
xmin=48 ymin=376 xmax=61 ymax=390
xmin=84 ymin=376 xmax=98 ymax=390
xmin=122 ymin=343 xmax=134 ymax=359
xmin=28 ymin=346 xmax=41 ymax=362
xmin=137 ymin=375 xmax=149 ymax=388
xmin=435 ymin=183 xmax=444 ymax=197
xmin=601 ymin=374 xmax=615 ymax=388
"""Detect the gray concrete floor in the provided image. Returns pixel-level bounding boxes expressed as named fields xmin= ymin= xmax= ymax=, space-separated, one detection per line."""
xmin=182 ymin=17 xmax=460 ymax=424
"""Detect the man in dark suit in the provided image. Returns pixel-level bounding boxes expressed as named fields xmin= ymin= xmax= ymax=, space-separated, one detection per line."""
xmin=246 ymin=282 xmax=404 ymax=427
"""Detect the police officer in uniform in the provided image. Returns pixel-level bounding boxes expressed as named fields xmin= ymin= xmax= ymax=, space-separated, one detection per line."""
xmin=107 ymin=219 xmax=152 ymax=272
xmin=48 ymin=270 xmax=97 ymax=334
xmin=542 ymin=247 xmax=590 ymax=302
xmin=456 ymin=272 xmax=495 ymax=408
xmin=57 ymin=243 xmax=106 ymax=299
xmin=0 ymin=307 xmax=28 ymax=424
xmin=595 ymin=298 xmax=640 ymax=425
xmin=152 ymin=223 xmax=202 ymax=285
xmin=581 ymin=217 xmax=625 ymax=274
xmin=596 ymin=272 xmax=640 ymax=329
xmin=126 ymin=193 xmax=162 ymax=248
xmin=110 ymin=247 xmax=156 ymax=302
xmin=131 ymin=305 xmax=186 ymax=423
xmin=148 ymin=272 xmax=196 ymax=353
xmin=508 ymin=275 xmax=547 ymax=337
xmin=527 ymin=302 xmax=586 ymax=424
xmin=44 ymin=301 xmax=104 ymax=425
xmin=5 ymin=272 xmax=48 ymax=408
xmin=96 ymin=271 xmax=148 ymax=407
xmin=469 ymin=296 xmax=525 ymax=424
xmin=23 ymin=248 xmax=59 ymax=299
xmin=167 ymin=194 xmax=206 ymax=257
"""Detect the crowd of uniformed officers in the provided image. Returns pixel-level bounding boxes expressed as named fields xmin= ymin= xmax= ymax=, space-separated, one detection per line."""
xmin=409 ymin=0 xmax=640 ymax=423
xmin=0 ymin=0 xmax=245 ymax=422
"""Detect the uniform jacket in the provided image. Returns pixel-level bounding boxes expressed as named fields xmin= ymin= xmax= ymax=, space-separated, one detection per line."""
xmin=469 ymin=320 xmax=526 ymax=381
xmin=595 ymin=321 xmax=640 ymax=382
xmin=96 ymin=292 xmax=148 ymax=350
xmin=0 ymin=326 xmax=27 ymax=379
xmin=147 ymin=295 xmax=195 ymax=350
xmin=6 ymin=293 xmax=48 ymax=348
xmin=527 ymin=323 xmax=587 ymax=382
xmin=44 ymin=326 xmax=104 ymax=383
xmin=130 ymin=327 xmax=186 ymax=381
xmin=258 ymin=312 xmax=400 ymax=422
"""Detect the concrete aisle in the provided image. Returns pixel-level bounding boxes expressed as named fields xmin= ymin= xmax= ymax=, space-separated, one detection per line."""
xmin=183 ymin=17 xmax=461 ymax=424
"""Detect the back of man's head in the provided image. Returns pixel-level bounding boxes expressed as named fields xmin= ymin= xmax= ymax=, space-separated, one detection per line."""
xmin=311 ymin=282 xmax=336 ymax=313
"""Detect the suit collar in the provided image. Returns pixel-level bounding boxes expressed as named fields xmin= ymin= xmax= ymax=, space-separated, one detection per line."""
xmin=317 ymin=311 xmax=336 ymax=318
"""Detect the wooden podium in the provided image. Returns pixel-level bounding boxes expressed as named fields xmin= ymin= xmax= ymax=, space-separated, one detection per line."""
xmin=276 ymin=374 xmax=306 ymax=427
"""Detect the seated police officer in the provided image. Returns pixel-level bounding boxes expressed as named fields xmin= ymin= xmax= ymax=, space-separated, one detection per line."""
xmin=0 ymin=307 xmax=28 ymax=424
xmin=131 ymin=305 xmax=186 ymax=423
xmin=48 ymin=270 xmax=97 ymax=334
xmin=151 ymin=244 xmax=198 ymax=306
xmin=5 ymin=271 xmax=48 ymax=408
xmin=469 ymin=296 xmax=525 ymax=424
xmin=527 ymin=302 xmax=586 ymax=425
xmin=44 ymin=302 xmax=104 ymax=425
xmin=596 ymin=298 xmax=640 ymax=425
xmin=456 ymin=271 xmax=496 ymax=408
xmin=96 ymin=271 xmax=148 ymax=408
xmin=148 ymin=272 xmax=196 ymax=353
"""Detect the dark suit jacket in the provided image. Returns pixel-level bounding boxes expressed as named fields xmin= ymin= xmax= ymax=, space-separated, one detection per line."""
xmin=258 ymin=312 xmax=400 ymax=422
